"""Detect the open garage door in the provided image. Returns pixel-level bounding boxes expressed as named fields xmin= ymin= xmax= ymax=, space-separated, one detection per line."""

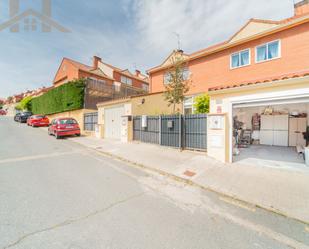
xmin=232 ymin=99 xmax=309 ymax=169
xmin=104 ymin=105 xmax=125 ymax=140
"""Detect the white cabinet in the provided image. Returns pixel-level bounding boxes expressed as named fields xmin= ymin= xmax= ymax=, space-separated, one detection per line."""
xmin=274 ymin=131 xmax=289 ymax=147
xmin=289 ymin=118 xmax=307 ymax=147
xmin=260 ymin=130 xmax=273 ymax=145
xmin=274 ymin=115 xmax=289 ymax=130
xmin=260 ymin=115 xmax=289 ymax=146
xmin=260 ymin=115 xmax=273 ymax=130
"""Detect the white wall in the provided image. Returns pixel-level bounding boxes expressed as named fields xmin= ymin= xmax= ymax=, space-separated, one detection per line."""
xmin=234 ymin=103 xmax=309 ymax=129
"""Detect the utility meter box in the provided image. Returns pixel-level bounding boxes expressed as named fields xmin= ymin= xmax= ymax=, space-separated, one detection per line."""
xmin=141 ymin=115 xmax=147 ymax=128
xmin=167 ymin=120 xmax=174 ymax=129
xmin=209 ymin=115 xmax=224 ymax=130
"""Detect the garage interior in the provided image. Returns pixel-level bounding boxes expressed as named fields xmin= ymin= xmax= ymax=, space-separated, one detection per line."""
xmin=233 ymin=101 xmax=309 ymax=168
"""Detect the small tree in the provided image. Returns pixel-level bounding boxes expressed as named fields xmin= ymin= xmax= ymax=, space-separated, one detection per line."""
xmin=7 ymin=96 xmax=12 ymax=103
xmin=16 ymin=96 xmax=33 ymax=111
xmin=194 ymin=94 xmax=210 ymax=114
xmin=164 ymin=56 xmax=191 ymax=113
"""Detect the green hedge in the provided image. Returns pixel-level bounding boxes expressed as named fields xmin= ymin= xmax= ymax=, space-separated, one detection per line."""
xmin=31 ymin=79 xmax=85 ymax=115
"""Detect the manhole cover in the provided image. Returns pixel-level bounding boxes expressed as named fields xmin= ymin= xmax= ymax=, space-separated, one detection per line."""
xmin=183 ymin=170 xmax=196 ymax=177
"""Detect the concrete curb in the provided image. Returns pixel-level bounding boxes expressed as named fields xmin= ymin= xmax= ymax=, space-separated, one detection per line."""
xmin=71 ymin=138 xmax=309 ymax=226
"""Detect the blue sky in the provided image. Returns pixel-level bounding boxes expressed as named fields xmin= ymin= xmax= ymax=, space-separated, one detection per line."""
xmin=0 ymin=0 xmax=294 ymax=98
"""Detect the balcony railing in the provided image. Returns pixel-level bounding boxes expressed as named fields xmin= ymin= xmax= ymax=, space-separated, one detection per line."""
xmin=84 ymin=78 xmax=147 ymax=110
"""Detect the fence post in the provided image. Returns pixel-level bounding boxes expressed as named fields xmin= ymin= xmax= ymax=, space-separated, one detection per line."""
xmin=159 ymin=115 xmax=162 ymax=145
xmin=179 ymin=115 xmax=182 ymax=150
xmin=140 ymin=116 xmax=142 ymax=142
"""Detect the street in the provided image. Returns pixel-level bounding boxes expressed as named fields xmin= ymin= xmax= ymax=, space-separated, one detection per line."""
xmin=0 ymin=116 xmax=308 ymax=249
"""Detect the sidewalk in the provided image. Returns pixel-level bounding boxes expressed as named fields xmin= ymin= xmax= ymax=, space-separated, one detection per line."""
xmin=71 ymin=136 xmax=309 ymax=223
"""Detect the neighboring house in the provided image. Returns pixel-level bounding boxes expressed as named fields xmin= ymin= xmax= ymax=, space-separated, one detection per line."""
xmin=96 ymin=92 xmax=182 ymax=141
xmin=49 ymin=56 xmax=149 ymax=134
xmin=12 ymin=94 xmax=24 ymax=103
xmin=147 ymin=0 xmax=309 ymax=115
xmin=147 ymin=0 xmax=309 ymax=167
xmin=0 ymin=98 xmax=5 ymax=107
xmin=53 ymin=56 xmax=114 ymax=87
xmin=98 ymin=60 xmax=149 ymax=92
xmin=1 ymin=86 xmax=53 ymax=116
xmin=53 ymin=56 xmax=149 ymax=92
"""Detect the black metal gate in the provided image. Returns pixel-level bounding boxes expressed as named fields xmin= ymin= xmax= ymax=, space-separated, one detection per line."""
xmin=84 ymin=112 xmax=98 ymax=131
xmin=133 ymin=116 xmax=160 ymax=144
xmin=133 ymin=114 xmax=207 ymax=151
xmin=161 ymin=115 xmax=182 ymax=148
xmin=183 ymin=114 xmax=207 ymax=150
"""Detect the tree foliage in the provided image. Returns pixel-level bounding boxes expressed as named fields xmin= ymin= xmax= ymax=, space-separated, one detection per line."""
xmin=194 ymin=94 xmax=210 ymax=114
xmin=31 ymin=79 xmax=85 ymax=115
xmin=164 ymin=55 xmax=191 ymax=113
xmin=16 ymin=96 xmax=33 ymax=111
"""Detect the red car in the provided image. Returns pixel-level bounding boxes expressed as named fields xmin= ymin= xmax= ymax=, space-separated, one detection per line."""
xmin=27 ymin=115 xmax=50 ymax=127
xmin=48 ymin=118 xmax=81 ymax=139
xmin=0 ymin=110 xmax=6 ymax=115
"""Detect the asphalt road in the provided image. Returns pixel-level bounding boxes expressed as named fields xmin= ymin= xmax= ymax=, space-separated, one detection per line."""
xmin=0 ymin=116 xmax=308 ymax=249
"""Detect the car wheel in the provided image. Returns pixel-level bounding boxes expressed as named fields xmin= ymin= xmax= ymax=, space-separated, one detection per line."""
xmin=55 ymin=132 xmax=61 ymax=140
xmin=76 ymin=134 xmax=81 ymax=137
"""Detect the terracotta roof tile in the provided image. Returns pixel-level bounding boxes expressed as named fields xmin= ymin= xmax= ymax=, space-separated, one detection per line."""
xmin=208 ymin=70 xmax=309 ymax=92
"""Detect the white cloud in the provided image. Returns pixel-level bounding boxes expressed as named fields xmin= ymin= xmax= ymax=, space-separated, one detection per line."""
xmin=0 ymin=0 xmax=295 ymax=97
xmin=126 ymin=0 xmax=293 ymax=66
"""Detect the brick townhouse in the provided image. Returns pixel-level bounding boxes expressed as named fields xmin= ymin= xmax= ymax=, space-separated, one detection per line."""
xmin=147 ymin=0 xmax=309 ymax=165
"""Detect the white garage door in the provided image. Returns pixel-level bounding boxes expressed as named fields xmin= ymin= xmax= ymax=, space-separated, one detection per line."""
xmin=104 ymin=105 xmax=125 ymax=140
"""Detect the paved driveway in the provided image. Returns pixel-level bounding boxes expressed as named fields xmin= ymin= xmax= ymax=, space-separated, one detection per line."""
xmin=0 ymin=117 xmax=308 ymax=249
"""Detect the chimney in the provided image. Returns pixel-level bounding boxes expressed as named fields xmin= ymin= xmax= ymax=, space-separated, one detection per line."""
xmin=294 ymin=0 xmax=309 ymax=16
xmin=93 ymin=56 xmax=102 ymax=69
xmin=135 ymin=70 xmax=141 ymax=77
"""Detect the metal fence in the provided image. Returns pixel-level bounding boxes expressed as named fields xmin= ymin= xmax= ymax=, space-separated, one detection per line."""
xmin=84 ymin=112 xmax=98 ymax=131
xmin=183 ymin=114 xmax=207 ymax=150
xmin=133 ymin=116 xmax=160 ymax=144
xmin=133 ymin=114 xmax=207 ymax=151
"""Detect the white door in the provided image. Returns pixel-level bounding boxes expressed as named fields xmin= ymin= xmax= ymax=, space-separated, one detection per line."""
xmin=104 ymin=105 xmax=125 ymax=140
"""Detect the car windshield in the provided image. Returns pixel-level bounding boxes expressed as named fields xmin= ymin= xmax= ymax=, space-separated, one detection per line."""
xmin=35 ymin=115 xmax=44 ymax=119
xmin=58 ymin=119 xmax=77 ymax=125
xmin=22 ymin=112 xmax=32 ymax=116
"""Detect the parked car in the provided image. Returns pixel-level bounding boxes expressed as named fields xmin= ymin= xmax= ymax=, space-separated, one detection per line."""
xmin=16 ymin=112 xmax=33 ymax=123
xmin=14 ymin=113 xmax=21 ymax=122
xmin=27 ymin=115 xmax=50 ymax=127
xmin=48 ymin=118 xmax=81 ymax=139
xmin=0 ymin=109 xmax=6 ymax=115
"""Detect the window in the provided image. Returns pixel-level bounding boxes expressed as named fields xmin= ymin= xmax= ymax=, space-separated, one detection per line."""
xmin=142 ymin=84 xmax=149 ymax=92
xmin=59 ymin=119 xmax=77 ymax=125
xmin=121 ymin=76 xmax=132 ymax=85
xmin=184 ymin=96 xmax=195 ymax=115
xmin=164 ymin=72 xmax=172 ymax=85
xmin=230 ymin=49 xmax=250 ymax=69
xmin=182 ymin=68 xmax=190 ymax=80
xmin=164 ymin=68 xmax=190 ymax=85
xmin=88 ymin=77 xmax=107 ymax=85
xmin=256 ymin=40 xmax=280 ymax=63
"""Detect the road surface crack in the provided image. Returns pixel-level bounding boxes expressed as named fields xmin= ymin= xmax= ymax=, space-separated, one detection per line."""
xmin=2 ymin=192 xmax=145 ymax=249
